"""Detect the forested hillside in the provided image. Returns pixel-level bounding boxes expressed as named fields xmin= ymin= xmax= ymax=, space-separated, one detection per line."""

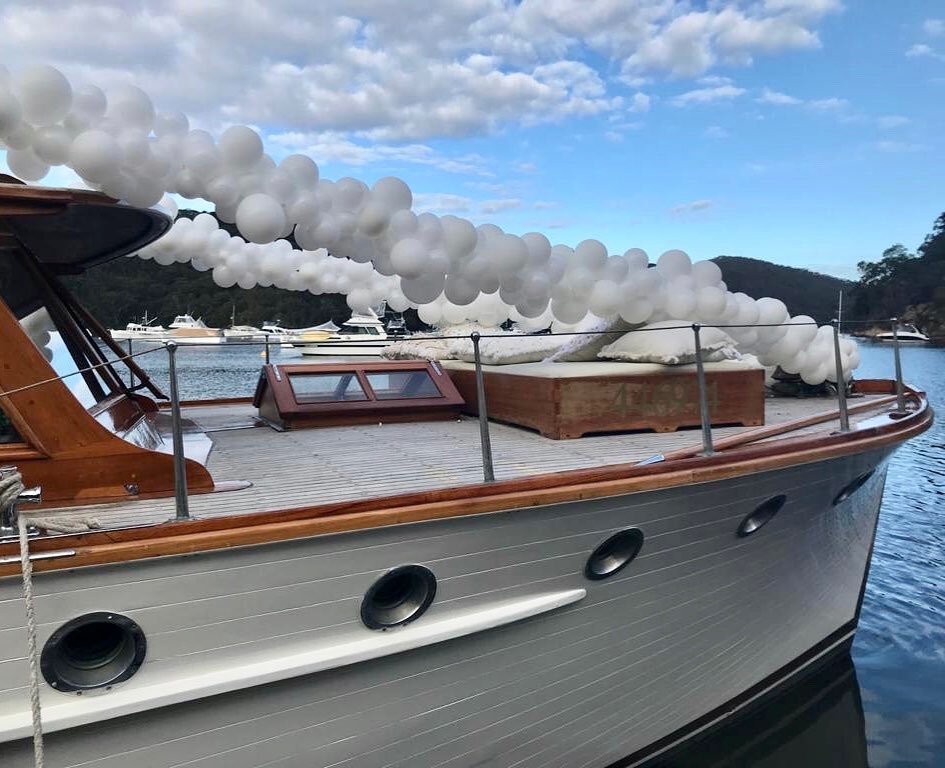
xmin=712 ymin=256 xmax=852 ymax=323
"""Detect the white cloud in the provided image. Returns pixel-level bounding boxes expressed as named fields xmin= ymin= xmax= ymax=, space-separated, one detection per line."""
xmin=604 ymin=130 xmax=624 ymax=143
xmin=629 ymin=92 xmax=651 ymax=113
xmin=873 ymin=140 xmax=924 ymax=154
xmin=479 ymin=199 xmax=522 ymax=214
xmin=268 ymin=131 xmax=492 ymax=175
xmin=0 ymin=0 xmax=842 ymax=144
xmin=533 ymin=201 xmax=558 ymax=209
xmin=704 ymin=125 xmax=730 ymax=138
xmin=807 ymin=97 xmax=850 ymax=111
xmin=672 ymin=84 xmax=746 ymax=106
xmin=670 ymin=199 xmax=714 ymax=214
xmin=924 ymin=19 xmax=945 ymax=37
xmin=877 ymin=115 xmax=910 ymax=129
xmin=757 ymin=87 xmax=802 ymax=105
xmin=906 ymin=43 xmax=945 ymax=61
xmin=413 ymin=193 xmax=474 ymax=213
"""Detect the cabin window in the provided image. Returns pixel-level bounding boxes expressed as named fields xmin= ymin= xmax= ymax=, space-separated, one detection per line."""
xmin=288 ymin=372 xmax=368 ymax=403
xmin=0 ymin=405 xmax=20 ymax=444
xmin=364 ymin=371 xmax=442 ymax=400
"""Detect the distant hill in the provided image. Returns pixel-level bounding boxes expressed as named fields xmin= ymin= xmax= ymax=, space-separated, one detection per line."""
xmin=64 ymin=259 xmax=352 ymax=330
xmin=712 ymin=256 xmax=853 ymax=323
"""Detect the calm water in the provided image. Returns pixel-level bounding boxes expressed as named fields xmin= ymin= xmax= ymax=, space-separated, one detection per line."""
xmin=123 ymin=340 xmax=945 ymax=766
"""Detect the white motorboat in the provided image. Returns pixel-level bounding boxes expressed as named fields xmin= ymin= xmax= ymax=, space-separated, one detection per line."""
xmin=108 ymin=312 xmax=167 ymax=341
xmin=167 ymin=314 xmax=226 ymax=344
xmin=874 ymin=323 xmax=930 ymax=344
xmin=0 ymin=173 xmax=935 ymax=768
xmin=223 ymin=325 xmax=267 ymax=343
xmin=295 ymin=312 xmax=394 ymax=356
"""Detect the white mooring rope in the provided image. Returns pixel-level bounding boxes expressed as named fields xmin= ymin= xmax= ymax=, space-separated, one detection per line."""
xmin=1 ymin=471 xmax=45 ymax=767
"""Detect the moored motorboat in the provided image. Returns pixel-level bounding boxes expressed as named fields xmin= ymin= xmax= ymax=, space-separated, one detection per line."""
xmin=874 ymin=323 xmax=930 ymax=344
xmin=294 ymin=311 xmax=394 ymax=356
xmin=166 ymin=313 xmax=226 ymax=344
xmin=0 ymin=182 xmax=934 ymax=768
xmin=108 ymin=312 xmax=167 ymax=341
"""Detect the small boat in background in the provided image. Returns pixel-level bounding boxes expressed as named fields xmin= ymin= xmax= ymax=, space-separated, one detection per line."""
xmin=167 ymin=313 xmax=225 ymax=344
xmin=109 ymin=312 xmax=166 ymax=341
xmin=875 ymin=323 xmax=929 ymax=344
xmin=295 ymin=311 xmax=393 ymax=356
xmin=223 ymin=307 xmax=266 ymax=343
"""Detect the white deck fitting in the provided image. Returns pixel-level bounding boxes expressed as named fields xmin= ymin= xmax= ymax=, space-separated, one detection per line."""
xmin=43 ymin=394 xmax=895 ymax=531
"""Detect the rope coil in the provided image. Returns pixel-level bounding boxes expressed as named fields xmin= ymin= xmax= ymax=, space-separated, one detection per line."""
xmin=2 ymin=471 xmax=45 ymax=768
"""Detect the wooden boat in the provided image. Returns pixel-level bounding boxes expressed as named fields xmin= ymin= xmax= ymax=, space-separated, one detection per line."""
xmin=0 ymin=181 xmax=933 ymax=768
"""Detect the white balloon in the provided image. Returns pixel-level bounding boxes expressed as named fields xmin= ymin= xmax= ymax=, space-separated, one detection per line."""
xmin=236 ymin=193 xmax=287 ymax=244
xmin=30 ymin=126 xmax=69 ymax=165
xmin=390 ymin=238 xmax=429 ymax=279
xmin=72 ymin=85 xmax=107 ymax=120
xmin=665 ymin=290 xmax=697 ymax=320
xmin=219 ymin=125 xmax=263 ymax=170
xmin=696 ymin=286 xmax=727 ymax=319
xmin=15 ymin=65 xmax=72 ymax=125
xmin=522 ymin=232 xmax=552 ymax=266
xmin=691 ymin=260 xmax=723 ymax=288
xmin=575 ymin=239 xmax=608 ymax=272
xmin=70 ymin=130 xmax=121 ymax=182
xmin=401 ymin=273 xmax=445 ymax=304
xmin=279 ymin=154 xmax=319 ymax=188
xmin=106 ymin=85 xmax=154 ymax=131
xmin=372 ymin=176 xmax=412 ymax=211
xmin=6 ymin=147 xmax=49 ymax=181
xmin=0 ymin=88 xmax=23 ymax=134
xmin=657 ymin=249 xmax=692 ymax=278
xmin=588 ymin=280 xmax=621 ymax=317
xmin=623 ymin=248 xmax=649 ymax=271
xmin=154 ymin=111 xmax=189 ymax=138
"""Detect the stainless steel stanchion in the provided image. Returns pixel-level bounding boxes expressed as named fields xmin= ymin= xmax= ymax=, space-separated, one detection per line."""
xmin=832 ymin=320 xmax=850 ymax=432
xmin=891 ymin=318 xmax=906 ymax=414
xmin=692 ymin=324 xmax=715 ymax=456
xmin=264 ymin=333 xmax=271 ymax=364
xmin=165 ymin=342 xmax=190 ymax=520
xmin=471 ymin=332 xmax=495 ymax=482
xmin=127 ymin=339 xmax=134 ymax=389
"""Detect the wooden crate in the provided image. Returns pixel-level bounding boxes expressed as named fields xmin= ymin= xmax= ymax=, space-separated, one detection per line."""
xmin=445 ymin=363 xmax=765 ymax=439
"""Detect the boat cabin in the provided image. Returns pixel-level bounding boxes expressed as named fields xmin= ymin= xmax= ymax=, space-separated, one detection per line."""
xmin=0 ymin=179 xmax=213 ymax=506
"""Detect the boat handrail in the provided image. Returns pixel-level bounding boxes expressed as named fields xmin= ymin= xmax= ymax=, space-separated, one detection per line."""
xmin=0 ymin=316 xmax=918 ymax=521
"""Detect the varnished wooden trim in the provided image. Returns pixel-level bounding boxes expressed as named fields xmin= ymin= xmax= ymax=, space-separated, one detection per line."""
xmin=0 ymin=390 xmax=931 ymax=576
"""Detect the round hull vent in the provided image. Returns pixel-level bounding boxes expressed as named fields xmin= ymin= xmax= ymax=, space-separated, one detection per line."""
xmin=585 ymin=528 xmax=645 ymax=580
xmin=361 ymin=565 xmax=437 ymax=630
xmin=41 ymin=612 xmax=146 ymax=692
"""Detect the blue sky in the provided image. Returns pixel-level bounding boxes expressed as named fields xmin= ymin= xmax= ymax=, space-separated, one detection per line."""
xmin=2 ymin=1 xmax=943 ymax=278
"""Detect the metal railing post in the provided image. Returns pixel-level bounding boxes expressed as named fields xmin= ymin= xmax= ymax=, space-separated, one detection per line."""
xmin=471 ymin=332 xmax=495 ymax=482
xmin=165 ymin=342 xmax=190 ymax=520
xmin=264 ymin=333 xmax=271 ymax=365
xmin=890 ymin=318 xmax=906 ymax=414
xmin=832 ymin=320 xmax=850 ymax=432
xmin=127 ymin=339 xmax=134 ymax=389
xmin=692 ymin=324 xmax=715 ymax=456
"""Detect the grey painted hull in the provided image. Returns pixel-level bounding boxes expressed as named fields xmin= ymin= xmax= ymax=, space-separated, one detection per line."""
xmin=1 ymin=449 xmax=889 ymax=767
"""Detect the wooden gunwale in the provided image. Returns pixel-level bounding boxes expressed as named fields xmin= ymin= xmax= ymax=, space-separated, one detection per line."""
xmin=0 ymin=386 xmax=931 ymax=577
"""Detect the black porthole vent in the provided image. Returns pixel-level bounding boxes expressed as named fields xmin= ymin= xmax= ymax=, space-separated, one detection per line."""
xmin=361 ymin=565 xmax=437 ymax=630
xmin=41 ymin=612 xmax=146 ymax=693
xmin=833 ymin=471 xmax=876 ymax=506
xmin=585 ymin=528 xmax=645 ymax=580
xmin=737 ymin=495 xmax=786 ymax=537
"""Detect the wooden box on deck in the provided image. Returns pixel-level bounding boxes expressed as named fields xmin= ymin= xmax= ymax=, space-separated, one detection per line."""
xmin=444 ymin=361 xmax=765 ymax=439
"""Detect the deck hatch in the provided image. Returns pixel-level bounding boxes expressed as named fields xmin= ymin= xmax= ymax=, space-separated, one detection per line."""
xmin=253 ymin=360 xmax=465 ymax=430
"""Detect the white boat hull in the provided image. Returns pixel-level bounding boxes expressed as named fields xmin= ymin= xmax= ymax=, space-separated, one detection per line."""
xmin=297 ymin=340 xmax=394 ymax=356
xmin=1 ymin=449 xmax=890 ymax=767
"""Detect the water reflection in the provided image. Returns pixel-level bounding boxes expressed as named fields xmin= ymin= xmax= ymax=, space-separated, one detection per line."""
xmin=646 ymin=654 xmax=867 ymax=768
